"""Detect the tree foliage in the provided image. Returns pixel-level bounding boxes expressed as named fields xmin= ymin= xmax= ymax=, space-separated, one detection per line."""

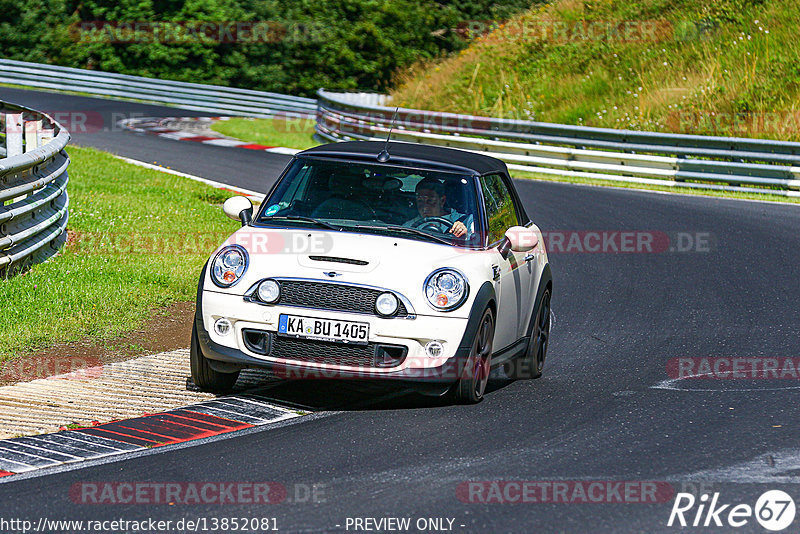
xmin=0 ymin=0 xmax=536 ymax=96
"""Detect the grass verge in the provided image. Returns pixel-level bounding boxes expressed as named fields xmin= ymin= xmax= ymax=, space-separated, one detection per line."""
xmin=391 ymin=0 xmax=800 ymax=141
xmin=210 ymin=117 xmax=320 ymax=150
xmin=0 ymin=146 xmax=240 ymax=362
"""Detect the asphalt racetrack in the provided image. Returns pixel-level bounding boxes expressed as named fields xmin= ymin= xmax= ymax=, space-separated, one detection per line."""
xmin=2 ymin=87 xmax=800 ymax=533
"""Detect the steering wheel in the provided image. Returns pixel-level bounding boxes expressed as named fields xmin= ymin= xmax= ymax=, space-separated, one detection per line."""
xmin=411 ymin=216 xmax=455 ymax=233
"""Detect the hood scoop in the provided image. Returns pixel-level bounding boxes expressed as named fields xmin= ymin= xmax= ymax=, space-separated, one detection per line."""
xmin=308 ymin=255 xmax=369 ymax=266
xmin=299 ymin=253 xmax=377 ymax=273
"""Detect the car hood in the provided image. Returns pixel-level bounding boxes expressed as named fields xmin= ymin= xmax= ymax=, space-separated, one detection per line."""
xmin=204 ymin=226 xmax=495 ymax=318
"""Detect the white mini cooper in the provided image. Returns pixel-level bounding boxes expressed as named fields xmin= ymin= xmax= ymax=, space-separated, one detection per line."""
xmin=191 ymin=141 xmax=552 ymax=403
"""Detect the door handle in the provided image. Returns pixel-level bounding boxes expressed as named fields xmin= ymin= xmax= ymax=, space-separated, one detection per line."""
xmin=524 ymin=253 xmax=536 ymax=262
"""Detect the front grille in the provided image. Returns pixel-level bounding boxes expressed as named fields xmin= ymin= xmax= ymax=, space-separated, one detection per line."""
xmin=308 ymin=255 xmax=369 ymax=266
xmin=278 ymin=280 xmax=409 ymax=317
xmin=243 ymin=330 xmax=407 ymax=368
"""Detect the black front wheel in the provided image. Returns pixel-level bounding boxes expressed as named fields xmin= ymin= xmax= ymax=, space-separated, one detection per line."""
xmin=452 ymin=308 xmax=495 ymax=404
xmin=190 ymin=322 xmax=239 ymax=393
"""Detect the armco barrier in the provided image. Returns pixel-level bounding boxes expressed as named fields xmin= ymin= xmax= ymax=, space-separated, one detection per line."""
xmin=316 ymin=90 xmax=800 ymax=197
xmin=0 ymin=101 xmax=70 ymax=276
xmin=0 ymin=59 xmax=316 ymax=119
xmin=3 ymin=60 xmax=799 ymax=196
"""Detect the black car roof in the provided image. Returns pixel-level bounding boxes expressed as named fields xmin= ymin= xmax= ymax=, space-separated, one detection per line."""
xmin=298 ymin=141 xmax=508 ymax=175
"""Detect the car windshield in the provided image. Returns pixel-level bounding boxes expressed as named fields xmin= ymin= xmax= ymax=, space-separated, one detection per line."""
xmin=258 ymin=157 xmax=485 ymax=247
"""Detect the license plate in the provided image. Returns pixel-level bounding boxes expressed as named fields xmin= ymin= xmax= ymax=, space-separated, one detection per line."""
xmin=278 ymin=314 xmax=369 ymax=345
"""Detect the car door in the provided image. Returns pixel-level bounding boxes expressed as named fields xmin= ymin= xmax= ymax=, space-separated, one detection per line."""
xmin=504 ymin=174 xmax=540 ymax=339
xmin=479 ymin=173 xmax=535 ymax=349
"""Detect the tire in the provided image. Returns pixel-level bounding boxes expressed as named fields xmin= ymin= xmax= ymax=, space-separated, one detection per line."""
xmin=190 ymin=322 xmax=239 ymax=393
xmin=452 ymin=308 xmax=495 ymax=404
xmin=506 ymin=288 xmax=551 ymax=379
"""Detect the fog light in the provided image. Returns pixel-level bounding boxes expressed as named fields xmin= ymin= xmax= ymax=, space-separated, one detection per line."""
xmin=375 ymin=292 xmax=399 ymax=316
xmin=214 ymin=318 xmax=232 ymax=336
xmin=425 ymin=341 xmax=444 ymax=358
xmin=257 ymin=279 xmax=280 ymax=303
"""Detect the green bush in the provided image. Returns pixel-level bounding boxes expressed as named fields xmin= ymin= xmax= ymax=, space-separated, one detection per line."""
xmin=0 ymin=0 xmax=539 ymax=96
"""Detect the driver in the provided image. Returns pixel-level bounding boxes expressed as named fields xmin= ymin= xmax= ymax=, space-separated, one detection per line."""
xmin=405 ymin=177 xmax=472 ymax=238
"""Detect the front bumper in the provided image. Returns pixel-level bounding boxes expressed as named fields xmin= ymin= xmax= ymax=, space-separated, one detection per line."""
xmin=197 ymin=290 xmax=472 ymax=385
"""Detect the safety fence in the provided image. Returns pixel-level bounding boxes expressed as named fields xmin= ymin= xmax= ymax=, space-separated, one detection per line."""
xmin=0 ymin=102 xmax=70 ymax=276
xmin=3 ymin=60 xmax=798 ymax=196
xmin=0 ymin=59 xmax=316 ymax=119
xmin=316 ymin=90 xmax=800 ymax=197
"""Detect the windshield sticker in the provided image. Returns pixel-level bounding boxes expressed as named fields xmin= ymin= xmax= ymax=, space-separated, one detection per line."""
xmin=265 ymin=204 xmax=281 ymax=216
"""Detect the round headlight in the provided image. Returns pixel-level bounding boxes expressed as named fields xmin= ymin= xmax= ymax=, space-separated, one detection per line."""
xmin=257 ymin=279 xmax=281 ymax=303
xmin=210 ymin=245 xmax=249 ymax=288
xmin=424 ymin=268 xmax=468 ymax=311
xmin=375 ymin=292 xmax=399 ymax=316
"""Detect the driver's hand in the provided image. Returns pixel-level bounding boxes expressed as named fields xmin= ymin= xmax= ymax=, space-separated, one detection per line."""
xmin=449 ymin=221 xmax=467 ymax=237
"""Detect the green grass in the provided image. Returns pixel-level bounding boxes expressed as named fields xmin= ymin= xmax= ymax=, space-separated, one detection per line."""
xmin=391 ymin=0 xmax=800 ymax=141
xmin=388 ymin=0 xmax=800 ymax=201
xmin=511 ymin=169 xmax=800 ymax=204
xmin=0 ymin=146 xmax=240 ymax=361
xmin=210 ymin=117 xmax=321 ymax=150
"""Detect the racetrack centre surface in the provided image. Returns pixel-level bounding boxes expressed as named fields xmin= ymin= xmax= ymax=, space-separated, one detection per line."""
xmin=2 ymin=87 xmax=800 ymax=533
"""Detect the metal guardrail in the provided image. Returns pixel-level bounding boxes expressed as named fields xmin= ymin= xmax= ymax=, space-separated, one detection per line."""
xmin=0 ymin=59 xmax=316 ymax=118
xmin=0 ymin=101 xmax=70 ymax=276
xmin=3 ymin=60 xmax=798 ymax=197
xmin=317 ymin=90 xmax=800 ymax=197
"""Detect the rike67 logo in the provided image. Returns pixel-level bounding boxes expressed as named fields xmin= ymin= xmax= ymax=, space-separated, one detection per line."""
xmin=668 ymin=490 xmax=796 ymax=531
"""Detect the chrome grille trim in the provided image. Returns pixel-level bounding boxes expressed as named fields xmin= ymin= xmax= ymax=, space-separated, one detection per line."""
xmin=243 ymin=277 xmax=417 ymax=319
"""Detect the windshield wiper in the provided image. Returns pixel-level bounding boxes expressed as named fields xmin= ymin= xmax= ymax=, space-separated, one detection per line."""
xmin=353 ymin=225 xmax=453 ymax=246
xmin=262 ymin=216 xmax=341 ymax=231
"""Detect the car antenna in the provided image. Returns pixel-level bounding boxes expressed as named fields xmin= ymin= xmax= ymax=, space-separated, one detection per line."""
xmin=377 ymin=107 xmax=399 ymax=162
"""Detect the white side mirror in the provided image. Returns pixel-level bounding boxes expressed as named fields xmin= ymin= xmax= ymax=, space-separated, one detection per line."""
xmin=504 ymin=226 xmax=539 ymax=252
xmin=223 ymin=196 xmax=253 ymax=226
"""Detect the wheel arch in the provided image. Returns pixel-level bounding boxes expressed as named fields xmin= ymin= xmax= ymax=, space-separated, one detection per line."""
xmin=457 ymin=281 xmax=496 ymax=351
xmin=526 ymin=263 xmax=552 ymax=339
xmin=195 ymin=260 xmax=209 ymax=330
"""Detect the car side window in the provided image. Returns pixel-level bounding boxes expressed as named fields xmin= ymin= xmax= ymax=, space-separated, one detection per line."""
xmin=480 ymin=174 xmax=520 ymax=244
